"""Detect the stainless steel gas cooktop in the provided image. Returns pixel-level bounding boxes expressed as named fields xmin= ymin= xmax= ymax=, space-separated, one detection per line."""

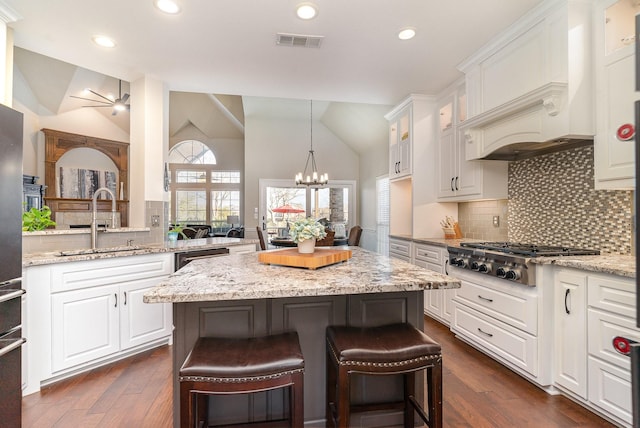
xmin=447 ymin=242 xmax=599 ymax=286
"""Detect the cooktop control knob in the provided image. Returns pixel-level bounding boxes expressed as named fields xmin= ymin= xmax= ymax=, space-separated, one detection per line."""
xmin=478 ymin=263 xmax=492 ymax=273
xmin=505 ymin=269 xmax=521 ymax=280
xmin=470 ymin=260 xmax=480 ymax=271
xmin=455 ymin=258 xmax=468 ymax=268
xmin=496 ymin=267 xmax=507 ymax=278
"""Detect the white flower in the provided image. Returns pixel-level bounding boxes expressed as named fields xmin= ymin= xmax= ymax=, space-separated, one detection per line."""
xmin=289 ymin=218 xmax=327 ymax=243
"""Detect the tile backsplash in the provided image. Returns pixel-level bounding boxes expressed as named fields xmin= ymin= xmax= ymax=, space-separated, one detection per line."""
xmin=457 ymin=200 xmax=509 ymax=241
xmin=458 ymin=145 xmax=632 ymax=255
xmin=508 ymin=145 xmax=632 ymax=255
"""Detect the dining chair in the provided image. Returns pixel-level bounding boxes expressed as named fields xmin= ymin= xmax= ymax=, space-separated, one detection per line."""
xmin=316 ymin=230 xmax=335 ymax=246
xmin=347 ymin=225 xmax=362 ymax=246
xmin=256 ymin=226 xmax=267 ymax=251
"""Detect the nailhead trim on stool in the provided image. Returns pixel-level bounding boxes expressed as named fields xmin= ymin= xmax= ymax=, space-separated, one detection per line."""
xmin=179 ymin=332 xmax=304 ymax=428
xmin=326 ymin=323 xmax=443 ymax=428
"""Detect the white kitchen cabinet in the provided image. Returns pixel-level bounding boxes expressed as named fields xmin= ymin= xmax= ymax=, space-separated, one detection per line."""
xmin=52 ymin=284 xmax=120 ymax=371
xmin=450 ymin=267 xmax=540 ymax=379
xmin=587 ymin=273 xmax=638 ymax=426
xmin=593 ymin=0 xmax=640 ymax=189
xmin=389 ymin=237 xmax=412 ymax=263
xmin=23 ymin=253 xmax=173 ymax=394
xmin=458 ymin=1 xmax=593 ymax=161
xmin=547 ymin=267 xmax=638 ymax=427
xmin=413 ymin=243 xmax=453 ymax=325
xmin=553 ymin=269 xmax=588 ymax=399
xmin=50 ymin=255 xmax=172 ymax=373
xmin=387 ymin=104 xmax=412 ymax=180
xmin=436 ymin=82 xmax=507 ymax=201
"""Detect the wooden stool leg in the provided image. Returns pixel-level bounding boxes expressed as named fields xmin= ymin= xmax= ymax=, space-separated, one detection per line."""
xmin=291 ymin=371 xmax=305 ymax=428
xmin=404 ymin=372 xmax=415 ymax=428
xmin=180 ymin=382 xmax=192 ymax=428
xmin=196 ymin=393 xmax=208 ymax=428
xmin=337 ymin=366 xmax=350 ymax=428
xmin=326 ymin=351 xmax=337 ymax=427
xmin=428 ymin=360 xmax=443 ymax=428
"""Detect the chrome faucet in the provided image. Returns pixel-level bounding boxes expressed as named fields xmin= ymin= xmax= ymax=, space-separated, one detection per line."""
xmin=91 ymin=187 xmax=117 ymax=250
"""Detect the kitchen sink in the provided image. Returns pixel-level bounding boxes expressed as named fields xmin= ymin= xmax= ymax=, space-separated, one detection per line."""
xmin=57 ymin=245 xmax=146 ymax=256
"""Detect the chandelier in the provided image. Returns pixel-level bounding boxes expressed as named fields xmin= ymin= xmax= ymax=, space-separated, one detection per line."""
xmin=295 ymin=100 xmax=328 ymax=186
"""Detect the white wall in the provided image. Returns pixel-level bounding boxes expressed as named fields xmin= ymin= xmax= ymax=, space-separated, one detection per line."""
xmin=244 ymin=115 xmax=359 ymax=229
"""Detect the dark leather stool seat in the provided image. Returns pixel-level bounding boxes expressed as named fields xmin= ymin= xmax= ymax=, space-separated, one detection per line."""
xmin=326 ymin=323 xmax=442 ymax=428
xmin=180 ymin=332 xmax=304 ymax=428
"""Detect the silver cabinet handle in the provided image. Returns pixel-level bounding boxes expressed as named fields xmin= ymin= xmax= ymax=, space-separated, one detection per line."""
xmin=0 ymin=289 xmax=25 ymax=304
xmin=0 ymin=278 xmax=22 ymax=287
xmin=478 ymin=295 xmax=493 ymax=303
xmin=0 ymin=338 xmax=26 ymax=357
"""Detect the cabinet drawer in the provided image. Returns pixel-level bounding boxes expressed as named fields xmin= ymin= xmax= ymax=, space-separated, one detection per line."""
xmin=51 ymin=254 xmax=172 ymax=293
xmin=453 ymin=277 xmax=537 ymax=335
xmin=389 ymin=239 xmax=411 ymax=262
xmin=452 ymin=302 xmax=538 ymax=376
xmin=414 ymin=245 xmax=441 ymax=265
xmin=588 ymin=356 xmax=633 ymax=426
xmin=588 ymin=274 xmax=635 ymax=319
xmin=588 ymin=308 xmax=640 ymax=371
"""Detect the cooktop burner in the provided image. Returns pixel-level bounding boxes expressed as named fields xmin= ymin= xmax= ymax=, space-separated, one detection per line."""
xmin=459 ymin=242 xmax=600 ymax=258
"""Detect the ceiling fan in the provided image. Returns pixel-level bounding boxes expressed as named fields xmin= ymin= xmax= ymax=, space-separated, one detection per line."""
xmin=70 ymin=79 xmax=130 ymax=115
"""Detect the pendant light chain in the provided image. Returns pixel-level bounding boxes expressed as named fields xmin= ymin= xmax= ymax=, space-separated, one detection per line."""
xmin=295 ymin=99 xmax=328 ymax=186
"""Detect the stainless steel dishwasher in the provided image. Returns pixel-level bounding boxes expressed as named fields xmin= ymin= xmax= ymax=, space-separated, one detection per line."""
xmin=174 ymin=248 xmax=230 ymax=271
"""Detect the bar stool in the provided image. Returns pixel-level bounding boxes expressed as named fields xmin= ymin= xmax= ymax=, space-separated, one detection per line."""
xmin=179 ymin=332 xmax=304 ymax=428
xmin=326 ymin=323 xmax=442 ymax=428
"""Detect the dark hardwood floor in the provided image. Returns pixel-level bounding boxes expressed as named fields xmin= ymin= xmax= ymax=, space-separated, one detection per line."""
xmin=22 ymin=316 xmax=616 ymax=427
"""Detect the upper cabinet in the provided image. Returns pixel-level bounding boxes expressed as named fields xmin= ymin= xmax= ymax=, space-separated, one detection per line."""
xmin=593 ymin=0 xmax=640 ymax=189
xmin=387 ymin=102 xmax=413 ymax=180
xmin=457 ymin=0 xmax=594 ymax=161
xmin=436 ymin=81 xmax=508 ymax=201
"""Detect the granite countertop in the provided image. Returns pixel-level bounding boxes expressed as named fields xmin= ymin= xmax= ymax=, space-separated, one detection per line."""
xmin=390 ymin=235 xmax=635 ymax=278
xmin=22 ymin=237 xmax=259 ymax=267
xmin=143 ymin=247 xmax=461 ymax=304
xmin=531 ymin=255 xmax=636 ymax=278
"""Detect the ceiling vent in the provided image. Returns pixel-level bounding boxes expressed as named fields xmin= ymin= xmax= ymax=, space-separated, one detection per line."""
xmin=276 ymin=33 xmax=323 ymax=48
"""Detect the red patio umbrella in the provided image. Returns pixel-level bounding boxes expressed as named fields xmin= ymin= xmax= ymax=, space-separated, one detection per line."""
xmin=272 ymin=205 xmax=305 ymax=214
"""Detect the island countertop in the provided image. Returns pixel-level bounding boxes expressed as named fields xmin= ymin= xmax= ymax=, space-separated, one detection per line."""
xmin=143 ymin=247 xmax=460 ymax=303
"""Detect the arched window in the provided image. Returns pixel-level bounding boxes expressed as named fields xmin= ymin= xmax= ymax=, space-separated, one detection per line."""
xmin=168 ymin=140 xmax=241 ymax=232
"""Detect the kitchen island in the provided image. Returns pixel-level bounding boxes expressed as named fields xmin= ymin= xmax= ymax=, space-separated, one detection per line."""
xmin=144 ymin=247 xmax=460 ymax=427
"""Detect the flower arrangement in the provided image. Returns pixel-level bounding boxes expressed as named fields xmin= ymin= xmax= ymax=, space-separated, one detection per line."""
xmin=289 ymin=217 xmax=327 ymax=244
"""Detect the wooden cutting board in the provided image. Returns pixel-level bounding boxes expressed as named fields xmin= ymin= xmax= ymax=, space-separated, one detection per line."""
xmin=258 ymin=248 xmax=352 ymax=269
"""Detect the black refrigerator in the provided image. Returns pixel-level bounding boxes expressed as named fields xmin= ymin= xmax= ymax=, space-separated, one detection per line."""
xmin=0 ymin=103 xmax=25 ymax=427
xmin=634 ymin=13 xmax=640 ymax=428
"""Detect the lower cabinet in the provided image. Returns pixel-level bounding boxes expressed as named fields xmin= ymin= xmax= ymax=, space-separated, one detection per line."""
xmin=552 ymin=267 xmax=638 ymax=427
xmin=24 ymin=253 xmax=173 ymax=394
xmin=389 ymin=237 xmax=412 ymax=262
xmin=553 ymin=269 xmax=588 ymax=399
xmin=413 ymin=243 xmax=453 ymax=325
xmin=450 ymin=267 xmax=540 ymax=380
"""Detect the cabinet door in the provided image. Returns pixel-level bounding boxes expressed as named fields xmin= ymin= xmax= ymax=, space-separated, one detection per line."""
xmin=398 ymin=137 xmax=411 ymax=176
xmin=389 ymin=118 xmax=399 ymax=177
xmin=594 ymin=0 xmax=640 ymax=189
xmin=554 ymin=270 xmax=588 ymax=399
xmin=455 ymin=129 xmax=482 ymax=197
xmin=120 ymin=277 xmax=172 ymax=350
xmin=437 ymin=130 xmax=456 ymax=198
xmin=51 ymin=285 xmax=120 ymax=372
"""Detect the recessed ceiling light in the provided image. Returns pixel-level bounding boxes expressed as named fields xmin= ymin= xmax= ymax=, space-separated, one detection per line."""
xmin=92 ymin=35 xmax=116 ymax=48
xmin=398 ymin=28 xmax=416 ymax=40
xmin=296 ymin=3 xmax=318 ymax=20
xmin=154 ymin=0 xmax=181 ymax=14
